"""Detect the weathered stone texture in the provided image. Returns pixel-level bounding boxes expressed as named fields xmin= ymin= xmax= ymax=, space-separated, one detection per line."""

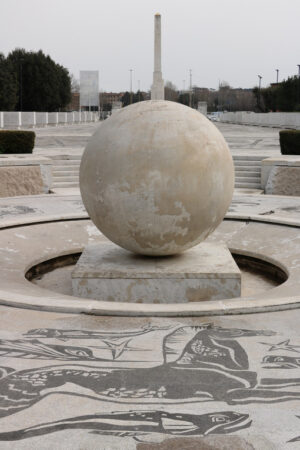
xmin=266 ymin=166 xmax=300 ymax=196
xmin=0 ymin=166 xmax=44 ymax=197
xmin=80 ymin=101 xmax=234 ymax=256
xmin=136 ymin=436 xmax=257 ymax=450
xmin=72 ymin=241 xmax=241 ymax=303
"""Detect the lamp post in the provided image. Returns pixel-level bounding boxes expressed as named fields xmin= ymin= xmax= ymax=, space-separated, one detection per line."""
xmin=138 ymin=80 xmax=140 ymax=102
xmin=257 ymin=75 xmax=262 ymax=111
xmin=258 ymin=75 xmax=262 ymax=90
xmin=129 ymin=69 xmax=133 ymax=104
xmin=276 ymin=69 xmax=279 ymax=84
xmin=298 ymin=65 xmax=300 ymax=78
xmin=19 ymin=57 xmax=24 ymax=111
xmin=189 ymin=69 xmax=192 ymax=107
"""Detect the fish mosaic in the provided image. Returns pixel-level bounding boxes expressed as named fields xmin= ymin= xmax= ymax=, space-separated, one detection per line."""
xmin=1 ymin=322 xmax=300 ymax=444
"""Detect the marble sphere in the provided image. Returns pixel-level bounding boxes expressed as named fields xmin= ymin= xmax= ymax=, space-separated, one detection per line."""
xmin=80 ymin=100 xmax=234 ymax=256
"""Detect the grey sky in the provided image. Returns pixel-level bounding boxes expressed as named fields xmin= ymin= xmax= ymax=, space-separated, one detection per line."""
xmin=1 ymin=0 xmax=299 ymax=92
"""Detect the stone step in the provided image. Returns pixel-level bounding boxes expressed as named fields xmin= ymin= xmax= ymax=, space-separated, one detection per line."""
xmin=49 ymin=154 xmax=82 ymax=160
xmin=233 ymin=166 xmax=260 ymax=172
xmin=232 ymin=155 xmax=268 ymax=161
xmin=52 ymin=160 xmax=80 ymax=167
xmin=235 ymin=171 xmax=260 ymax=178
xmin=52 ymin=181 xmax=79 ymax=188
xmin=52 ymin=168 xmax=80 ymax=174
xmin=233 ymin=160 xmax=262 ymax=167
xmin=53 ymin=175 xmax=79 ymax=182
xmin=235 ymin=176 xmax=262 ymax=183
xmin=52 ymin=173 xmax=79 ymax=179
xmin=235 ymin=181 xmax=262 ymax=188
xmin=52 ymin=166 xmax=80 ymax=171
xmin=52 ymin=164 xmax=80 ymax=172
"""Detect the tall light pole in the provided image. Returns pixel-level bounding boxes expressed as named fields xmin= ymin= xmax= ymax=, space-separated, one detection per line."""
xmin=258 ymin=75 xmax=262 ymax=111
xmin=189 ymin=69 xmax=192 ymax=107
xmin=129 ymin=69 xmax=133 ymax=104
xmin=138 ymin=79 xmax=140 ymax=102
xmin=183 ymin=80 xmax=185 ymax=91
xmin=298 ymin=65 xmax=300 ymax=78
xmin=258 ymin=75 xmax=262 ymax=90
xmin=19 ymin=57 xmax=24 ymax=111
xmin=276 ymin=69 xmax=279 ymax=83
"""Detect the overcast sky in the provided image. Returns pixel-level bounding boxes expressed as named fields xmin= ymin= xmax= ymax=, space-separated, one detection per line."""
xmin=1 ymin=0 xmax=299 ymax=92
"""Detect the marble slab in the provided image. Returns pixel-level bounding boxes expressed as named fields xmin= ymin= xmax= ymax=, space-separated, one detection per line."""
xmin=72 ymin=242 xmax=241 ymax=303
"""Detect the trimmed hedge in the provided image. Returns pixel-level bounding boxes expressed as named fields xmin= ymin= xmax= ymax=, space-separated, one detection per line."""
xmin=279 ymin=130 xmax=300 ymax=155
xmin=0 ymin=130 xmax=35 ymax=154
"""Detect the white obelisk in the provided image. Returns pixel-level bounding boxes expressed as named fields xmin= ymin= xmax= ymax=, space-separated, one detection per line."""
xmin=151 ymin=13 xmax=164 ymax=100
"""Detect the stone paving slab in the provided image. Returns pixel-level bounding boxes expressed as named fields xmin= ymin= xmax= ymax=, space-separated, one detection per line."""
xmin=1 ymin=193 xmax=300 ymax=229
xmin=0 ymin=304 xmax=300 ymax=449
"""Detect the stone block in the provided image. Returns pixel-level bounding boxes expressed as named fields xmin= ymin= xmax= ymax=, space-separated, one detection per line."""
xmin=0 ymin=155 xmax=53 ymax=195
xmin=0 ymin=166 xmax=44 ymax=197
xmin=72 ymin=242 xmax=241 ymax=303
xmin=262 ymin=156 xmax=300 ymax=195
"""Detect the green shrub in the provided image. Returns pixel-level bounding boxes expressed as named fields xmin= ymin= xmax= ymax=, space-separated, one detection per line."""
xmin=279 ymin=130 xmax=300 ymax=155
xmin=0 ymin=130 xmax=35 ymax=154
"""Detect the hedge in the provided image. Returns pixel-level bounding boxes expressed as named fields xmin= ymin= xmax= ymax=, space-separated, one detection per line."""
xmin=0 ymin=130 xmax=35 ymax=154
xmin=279 ymin=130 xmax=300 ymax=155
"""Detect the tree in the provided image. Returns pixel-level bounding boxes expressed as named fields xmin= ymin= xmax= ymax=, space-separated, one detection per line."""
xmin=178 ymin=92 xmax=197 ymax=108
xmin=164 ymin=81 xmax=178 ymax=102
xmin=0 ymin=53 xmax=18 ymax=110
xmin=121 ymin=91 xmax=144 ymax=107
xmin=7 ymin=48 xmax=71 ymax=111
xmin=257 ymin=76 xmax=300 ymax=112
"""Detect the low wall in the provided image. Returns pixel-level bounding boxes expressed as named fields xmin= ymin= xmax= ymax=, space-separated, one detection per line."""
xmin=0 ymin=155 xmax=53 ymax=197
xmin=219 ymin=112 xmax=300 ymax=129
xmin=0 ymin=111 xmax=98 ymax=129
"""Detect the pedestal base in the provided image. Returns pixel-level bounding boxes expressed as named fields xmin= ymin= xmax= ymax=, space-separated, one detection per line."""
xmin=72 ymin=242 xmax=241 ymax=303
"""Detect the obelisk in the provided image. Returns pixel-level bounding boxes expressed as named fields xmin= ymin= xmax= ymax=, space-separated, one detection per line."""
xmin=151 ymin=13 xmax=164 ymax=100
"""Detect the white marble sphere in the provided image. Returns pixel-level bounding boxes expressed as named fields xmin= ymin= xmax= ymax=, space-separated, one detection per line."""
xmin=80 ymin=100 xmax=234 ymax=256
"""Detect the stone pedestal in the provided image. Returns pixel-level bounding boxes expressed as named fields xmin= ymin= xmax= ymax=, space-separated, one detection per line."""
xmin=72 ymin=242 xmax=241 ymax=303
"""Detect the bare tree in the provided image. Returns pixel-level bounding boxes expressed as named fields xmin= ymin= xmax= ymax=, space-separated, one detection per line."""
xmin=70 ymin=74 xmax=80 ymax=93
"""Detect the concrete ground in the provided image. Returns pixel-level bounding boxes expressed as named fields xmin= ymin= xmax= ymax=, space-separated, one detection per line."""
xmin=0 ymin=121 xmax=299 ymax=449
xmin=32 ymin=121 xmax=282 ymax=156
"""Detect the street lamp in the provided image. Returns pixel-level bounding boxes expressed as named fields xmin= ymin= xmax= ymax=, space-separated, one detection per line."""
xmin=276 ymin=69 xmax=279 ymax=84
xmin=138 ymin=80 xmax=141 ymax=102
xmin=189 ymin=69 xmax=192 ymax=107
xmin=257 ymin=75 xmax=262 ymax=111
xmin=19 ymin=57 xmax=24 ymax=111
xmin=129 ymin=69 xmax=133 ymax=104
xmin=258 ymin=75 xmax=262 ymax=89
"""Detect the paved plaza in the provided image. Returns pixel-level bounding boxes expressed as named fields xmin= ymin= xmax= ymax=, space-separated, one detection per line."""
xmin=32 ymin=121 xmax=282 ymax=155
xmin=0 ymin=122 xmax=299 ymax=449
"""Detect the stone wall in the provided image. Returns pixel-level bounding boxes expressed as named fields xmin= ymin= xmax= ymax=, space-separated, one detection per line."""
xmin=219 ymin=112 xmax=300 ymax=129
xmin=0 ymin=111 xmax=98 ymax=129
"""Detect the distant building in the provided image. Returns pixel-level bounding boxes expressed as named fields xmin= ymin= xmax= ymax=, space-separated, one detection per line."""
xmin=67 ymin=92 xmax=80 ymax=111
xmin=100 ymin=92 xmax=124 ymax=105
xmin=197 ymin=101 xmax=207 ymax=116
xmin=112 ymin=101 xmax=122 ymax=111
xmin=80 ymin=71 xmax=99 ymax=111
